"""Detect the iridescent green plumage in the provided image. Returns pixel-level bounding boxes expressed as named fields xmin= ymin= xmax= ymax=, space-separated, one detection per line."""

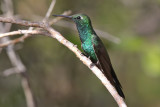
xmin=53 ymin=14 xmax=125 ymax=98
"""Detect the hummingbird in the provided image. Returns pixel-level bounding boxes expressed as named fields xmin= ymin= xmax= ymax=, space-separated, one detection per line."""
xmin=53 ymin=14 xmax=125 ymax=98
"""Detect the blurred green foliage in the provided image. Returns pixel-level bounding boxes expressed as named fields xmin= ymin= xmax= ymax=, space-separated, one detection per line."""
xmin=0 ymin=0 xmax=160 ymax=107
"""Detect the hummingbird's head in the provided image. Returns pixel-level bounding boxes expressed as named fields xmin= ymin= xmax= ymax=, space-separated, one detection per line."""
xmin=71 ymin=14 xmax=91 ymax=25
xmin=53 ymin=14 xmax=91 ymax=26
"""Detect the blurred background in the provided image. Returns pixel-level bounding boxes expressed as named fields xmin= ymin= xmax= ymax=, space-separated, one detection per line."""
xmin=0 ymin=0 xmax=160 ymax=107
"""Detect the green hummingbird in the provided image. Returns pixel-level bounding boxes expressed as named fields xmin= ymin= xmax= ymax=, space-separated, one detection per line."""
xmin=53 ymin=14 xmax=125 ymax=98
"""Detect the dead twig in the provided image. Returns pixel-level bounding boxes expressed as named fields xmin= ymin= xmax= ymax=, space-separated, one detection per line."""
xmin=0 ymin=30 xmax=45 ymax=38
xmin=0 ymin=10 xmax=72 ymax=48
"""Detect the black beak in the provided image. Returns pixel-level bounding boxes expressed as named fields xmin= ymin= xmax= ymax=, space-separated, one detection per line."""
xmin=52 ymin=15 xmax=72 ymax=19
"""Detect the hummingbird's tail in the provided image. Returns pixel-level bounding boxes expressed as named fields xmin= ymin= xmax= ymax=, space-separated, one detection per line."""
xmin=96 ymin=62 xmax=125 ymax=99
xmin=110 ymin=67 xmax=125 ymax=99
xmin=114 ymin=81 xmax=125 ymax=99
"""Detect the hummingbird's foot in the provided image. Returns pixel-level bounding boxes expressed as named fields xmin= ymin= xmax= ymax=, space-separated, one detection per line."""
xmin=89 ymin=63 xmax=95 ymax=68
xmin=80 ymin=53 xmax=89 ymax=58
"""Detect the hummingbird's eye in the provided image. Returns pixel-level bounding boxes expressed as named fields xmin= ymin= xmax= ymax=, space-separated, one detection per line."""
xmin=77 ymin=16 xmax=81 ymax=20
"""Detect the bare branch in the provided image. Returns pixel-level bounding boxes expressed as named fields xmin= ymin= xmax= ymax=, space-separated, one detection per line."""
xmin=43 ymin=0 xmax=56 ymax=22
xmin=0 ymin=17 xmax=45 ymax=27
xmin=0 ymin=17 xmax=127 ymax=107
xmin=21 ymin=73 xmax=35 ymax=107
xmin=0 ymin=67 xmax=21 ymax=76
xmin=0 ymin=10 xmax=71 ymax=48
xmin=0 ymin=34 xmax=29 ymax=47
xmin=0 ymin=10 xmax=72 ymax=47
xmin=1 ymin=0 xmax=36 ymax=107
xmin=0 ymin=29 xmax=50 ymax=48
xmin=0 ymin=11 xmax=73 ymax=28
xmin=27 ymin=0 xmax=56 ymax=33
xmin=0 ymin=30 xmax=45 ymax=38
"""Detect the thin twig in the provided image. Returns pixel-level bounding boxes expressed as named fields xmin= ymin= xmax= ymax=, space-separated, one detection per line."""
xmin=43 ymin=0 xmax=56 ymax=22
xmin=0 ymin=30 xmax=45 ymax=38
xmin=0 ymin=10 xmax=72 ymax=48
xmin=0 ymin=17 xmax=45 ymax=27
xmin=21 ymin=72 xmax=35 ymax=107
xmin=0 ymin=9 xmax=71 ymax=48
xmin=1 ymin=67 xmax=21 ymax=76
xmin=25 ymin=0 xmax=56 ymax=35
xmin=0 ymin=30 xmax=49 ymax=48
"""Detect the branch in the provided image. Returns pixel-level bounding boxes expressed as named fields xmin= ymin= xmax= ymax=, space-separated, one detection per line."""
xmin=1 ymin=0 xmax=36 ymax=107
xmin=0 ymin=29 xmax=46 ymax=38
xmin=1 ymin=67 xmax=21 ymax=76
xmin=0 ymin=17 xmax=45 ymax=27
xmin=0 ymin=17 xmax=127 ymax=107
xmin=43 ymin=0 xmax=56 ymax=22
xmin=0 ymin=30 xmax=49 ymax=48
xmin=0 ymin=11 xmax=72 ymax=28
xmin=0 ymin=10 xmax=72 ymax=48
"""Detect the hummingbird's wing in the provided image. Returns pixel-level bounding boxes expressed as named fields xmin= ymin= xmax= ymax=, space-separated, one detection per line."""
xmin=92 ymin=38 xmax=125 ymax=99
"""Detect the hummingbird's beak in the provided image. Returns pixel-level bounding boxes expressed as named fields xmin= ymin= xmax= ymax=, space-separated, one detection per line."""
xmin=52 ymin=15 xmax=72 ymax=19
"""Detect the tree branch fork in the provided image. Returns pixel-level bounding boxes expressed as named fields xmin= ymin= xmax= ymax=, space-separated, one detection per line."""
xmin=0 ymin=16 xmax=127 ymax=107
